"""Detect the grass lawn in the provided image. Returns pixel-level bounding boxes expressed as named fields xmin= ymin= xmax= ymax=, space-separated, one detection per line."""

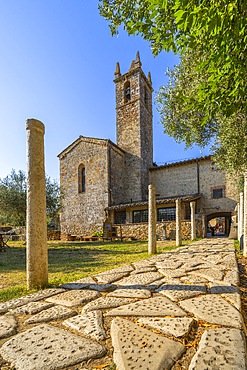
xmin=0 ymin=239 xmax=178 ymax=302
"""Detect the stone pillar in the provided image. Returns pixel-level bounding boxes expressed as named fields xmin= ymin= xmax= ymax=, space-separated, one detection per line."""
xmin=148 ymin=184 xmax=157 ymax=254
xmin=26 ymin=119 xmax=48 ymax=289
xmin=239 ymin=192 xmax=244 ymax=242
xmin=243 ymin=174 xmax=247 ymax=257
xmin=190 ymin=201 xmax=196 ymax=240
xmin=176 ymin=198 xmax=182 ymax=246
xmin=202 ymin=215 xmax=207 ymax=238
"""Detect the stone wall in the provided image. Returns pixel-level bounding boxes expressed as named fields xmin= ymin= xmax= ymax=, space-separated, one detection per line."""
xmin=114 ymin=220 xmax=202 ymax=241
xmin=59 ymin=137 xmax=110 ymax=236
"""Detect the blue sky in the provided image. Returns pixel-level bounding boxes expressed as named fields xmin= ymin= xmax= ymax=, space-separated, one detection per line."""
xmin=0 ymin=0 xmax=209 ymax=180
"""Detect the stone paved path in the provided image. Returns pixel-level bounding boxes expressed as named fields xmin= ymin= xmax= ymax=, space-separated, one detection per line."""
xmin=0 ymin=238 xmax=246 ymax=369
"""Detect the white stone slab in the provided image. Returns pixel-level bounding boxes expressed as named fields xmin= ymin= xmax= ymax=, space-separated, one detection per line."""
xmin=64 ymin=310 xmax=106 ymax=341
xmin=10 ymin=301 xmax=54 ymax=315
xmin=108 ymin=288 xmax=151 ymax=299
xmin=0 ymin=288 xmax=65 ymax=314
xmin=46 ymin=289 xmax=100 ymax=307
xmin=60 ymin=276 xmax=96 ymax=289
xmin=158 ymin=268 xmax=186 ymax=278
xmin=155 ymin=261 xmax=183 ymax=269
xmin=157 ymin=283 xmax=206 ymax=301
xmin=116 ymin=271 xmax=163 ymax=286
xmin=25 ymin=305 xmax=77 ymax=324
xmin=180 ymin=275 xmax=208 ymax=284
xmin=0 ymin=315 xmax=17 ymax=339
xmin=111 ymin=317 xmax=185 ymax=370
xmin=138 ymin=317 xmax=194 ymax=337
xmin=0 ymin=324 xmax=106 ymax=370
xmin=189 ymin=268 xmax=224 ymax=282
xmin=180 ymin=295 xmax=243 ymax=328
xmin=106 ymin=296 xmax=187 ymax=317
xmin=224 ymin=269 xmax=239 ymax=286
xmin=94 ymin=271 xmax=131 ymax=284
xmin=131 ymin=266 xmax=157 ymax=274
xmin=82 ymin=296 xmax=135 ymax=312
xmin=222 ymin=293 xmax=242 ymax=310
xmin=189 ymin=328 xmax=247 ymax=369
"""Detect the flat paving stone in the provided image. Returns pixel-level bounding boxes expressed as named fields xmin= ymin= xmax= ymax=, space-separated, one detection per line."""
xmin=188 ymin=268 xmax=224 ymax=282
xmin=221 ymin=293 xmax=242 ymax=310
xmin=46 ymin=289 xmax=100 ymax=307
xmin=0 ymin=315 xmax=17 ymax=339
xmin=10 ymin=301 xmax=54 ymax=315
xmin=108 ymin=288 xmax=151 ymax=299
xmin=94 ymin=271 xmax=131 ymax=284
xmin=64 ymin=310 xmax=106 ymax=341
xmin=82 ymin=296 xmax=135 ymax=312
xmin=157 ymin=283 xmax=207 ymax=301
xmin=189 ymin=328 xmax=247 ymax=369
xmin=130 ymin=266 xmax=157 ymax=274
xmin=0 ymin=288 xmax=65 ymax=314
xmin=138 ymin=317 xmax=194 ymax=337
xmin=0 ymin=324 xmax=106 ymax=370
xmin=106 ymin=296 xmax=187 ymax=317
xmin=25 ymin=305 xmax=77 ymax=324
xmin=111 ymin=317 xmax=185 ymax=370
xmin=180 ymin=295 xmax=243 ymax=328
xmin=158 ymin=268 xmax=186 ymax=278
xmin=180 ymin=275 xmax=209 ymax=284
xmin=116 ymin=271 xmax=163 ymax=286
xmin=155 ymin=261 xmax=183 ymax=269
xmin=224 ymin=269 xmax=240 ymax=286
xmin=60 ymin=276 xmax=96 ymax=289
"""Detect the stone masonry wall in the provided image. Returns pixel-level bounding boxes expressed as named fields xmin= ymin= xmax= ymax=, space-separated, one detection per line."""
xmin=114 ymin=220 xmax=202 ymax=241
xmin=109 ymin=145 xmax=126 ymax=205
xmin=59 ymin=138 xmax=109 ymax=236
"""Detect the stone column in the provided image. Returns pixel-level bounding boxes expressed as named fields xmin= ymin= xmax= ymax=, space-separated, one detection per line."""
xmin=239 ymin=192 xmax=244 ymax=242
xmin=243 ymin=174 xmax=247 ymax=257
xmin=190 ymin=201 xmax=196 ymax=240
xmin=202 ymin=215 xmax=207 ymax=238
xmin=176 ymin=198 xmax=182 ymax=246
xmin=148 ymin=184 xmax=157 ymax=254
xmin=26 ymin=119 xmax=48 ymax=289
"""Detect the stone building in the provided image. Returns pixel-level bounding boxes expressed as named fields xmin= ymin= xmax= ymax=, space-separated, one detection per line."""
xmin=58 ymin=53 xmax=238 ymax=240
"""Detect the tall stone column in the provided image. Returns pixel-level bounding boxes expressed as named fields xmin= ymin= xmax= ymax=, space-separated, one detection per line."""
xmin=148 ymin=184 xmax=157 ymax=254
xmin=243 ymin=174 xmax=247 ymax=257
xmin=176 ymin=198 xmax=182 ymax=246
xmin=26 ymin=119 xmax=48 ymax=289
xmin=202 ymin=215 xmax=207 ymax=238
xmin=190 ymin=201 xmax=196 ymax=240
xmin=239 ymin=192 xmax=244 ymax=242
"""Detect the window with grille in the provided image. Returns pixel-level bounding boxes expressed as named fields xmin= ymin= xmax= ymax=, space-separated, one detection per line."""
xmin=157 ymin=207 xmax=176 ymax=221
xmin=212 ymin=188 xmax=223 ymax=198
xmin=133 ymin=210 xmax=148 ymax=223
xmin=114 ymin=211 xmax=126 ymax=224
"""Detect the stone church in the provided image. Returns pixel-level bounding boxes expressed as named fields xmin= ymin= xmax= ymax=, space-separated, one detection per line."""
xmin=58 ymin=53 xmax=238 ymax=240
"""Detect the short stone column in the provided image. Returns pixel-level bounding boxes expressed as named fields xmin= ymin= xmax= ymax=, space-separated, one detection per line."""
xmin=176 ymin=198 xmax=182 ymax=246
xmin=148 ymin=184 xmax=157 ymax=254
xmin=190 ymin=201 xmax=196 ymax=240
xmin=243 ymin=174 xmax=247 ymax=257
xmin=239 ymin=192 xmax=244 ymax=242
xmin=26 ymin=119 xmax=48 ymax=289
xmin=202 ymin=215 xmax=207 ymax=238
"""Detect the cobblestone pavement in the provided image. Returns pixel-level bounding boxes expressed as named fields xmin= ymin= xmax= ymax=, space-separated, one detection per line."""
xmin=0 ymin=238 xmax=246 ymax=370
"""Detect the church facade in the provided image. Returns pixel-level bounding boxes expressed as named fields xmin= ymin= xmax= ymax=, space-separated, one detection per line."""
xmin=58 ymin=53 xmax=238 ymax=240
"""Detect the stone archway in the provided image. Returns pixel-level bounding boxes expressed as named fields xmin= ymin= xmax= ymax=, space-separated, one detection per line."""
xmin=206 ymin=212 xmax=232 ymax=237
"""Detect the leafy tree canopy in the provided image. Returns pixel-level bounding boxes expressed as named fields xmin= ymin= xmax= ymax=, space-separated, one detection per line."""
xmin=0 ymin=170 xmax=61 ymax=227
xmin=99 ymin=0 xmax=247 ymax=175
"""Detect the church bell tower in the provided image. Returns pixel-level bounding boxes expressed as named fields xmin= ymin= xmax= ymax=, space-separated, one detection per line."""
xmin=114 ymin=52 xmax=153 ymax=201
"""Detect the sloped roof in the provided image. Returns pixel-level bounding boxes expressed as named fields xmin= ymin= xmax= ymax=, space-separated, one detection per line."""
xmin=106 ymin=194 xmax=201 ymax=211
xmin=150 ymin=155 xmax=211 ymax=172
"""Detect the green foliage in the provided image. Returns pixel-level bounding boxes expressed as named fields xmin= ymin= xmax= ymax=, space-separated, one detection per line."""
xmin=0 ymin=170 xmax=61 ymax=226
xmin=99 ymin=0 xmax=247 ymax=175
xmin=92 ymin=230 xmax=104 ymax=237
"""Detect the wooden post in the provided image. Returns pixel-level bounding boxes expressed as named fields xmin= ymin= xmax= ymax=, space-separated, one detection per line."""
xmin=190 ymin=201 xmax=196 ymax=240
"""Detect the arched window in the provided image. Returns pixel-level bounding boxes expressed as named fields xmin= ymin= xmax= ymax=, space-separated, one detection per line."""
xmin=124 ymin=81 xmax=131 ymax=102
xmin=78 ymin=164 xmax=85 ymax=193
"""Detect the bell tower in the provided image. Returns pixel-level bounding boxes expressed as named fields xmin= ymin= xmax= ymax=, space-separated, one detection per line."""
xmin=114 ymin=52 xmax=153 ymax=201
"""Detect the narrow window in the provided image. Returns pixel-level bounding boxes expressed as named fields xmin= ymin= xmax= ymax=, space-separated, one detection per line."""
xmin=157 ymin=207 xmax=176 ymax=221
xmin=78 ymin=164 xmax=85 ymax=193
xmin=144 ymin=86 xmax=148 ymax=106
xmin=212 ymin=188 xmax=223 ymax=199
xmin=124 ymin=81 xmax=131 ymax=102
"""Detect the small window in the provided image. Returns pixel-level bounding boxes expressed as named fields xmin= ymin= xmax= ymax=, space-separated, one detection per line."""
xmin=124 ymin=81 xmax=131 ymax=102
xmin=114 ymin=211 xmax=126 ymax=224
xmin=212 ymin=188 xmax=223 ymax=199
xmin=157 ymin=207 xmax=176 ymax=222
xmin=78 ymin=164 xmax=85 ymax=193
xmin=144 ymin=86 xmax=148 ymax=106
xmin=133 ymin=210 xmax=148 ymax=223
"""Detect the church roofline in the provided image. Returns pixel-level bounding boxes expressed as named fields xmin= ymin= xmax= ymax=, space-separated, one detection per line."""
xmin=58 ymin=135 xmax=124 ymax=159
xmin=106 ymin=194 xmax=201 ymax=211
xmin=150 ymin=155 xmax=212 ymax=172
